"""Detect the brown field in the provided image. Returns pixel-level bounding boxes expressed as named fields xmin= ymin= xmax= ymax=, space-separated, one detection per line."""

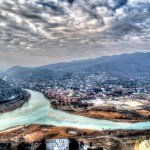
xmin=0 ymin=124 xmax=149 ymax=150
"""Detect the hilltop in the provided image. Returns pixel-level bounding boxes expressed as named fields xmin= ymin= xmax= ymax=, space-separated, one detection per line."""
xmin=2 ymin=52 xmax=150 ymax=82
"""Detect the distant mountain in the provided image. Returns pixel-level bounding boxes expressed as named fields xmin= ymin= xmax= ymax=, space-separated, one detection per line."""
xmin=4 ymin=66 xmax=54 ymax=80
xmin=2 ymin=52 xmax=150 ymax=82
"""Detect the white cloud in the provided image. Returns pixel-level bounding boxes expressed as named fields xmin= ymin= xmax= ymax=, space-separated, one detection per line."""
xmin=0 ymin=0 xmax=149 ymax=67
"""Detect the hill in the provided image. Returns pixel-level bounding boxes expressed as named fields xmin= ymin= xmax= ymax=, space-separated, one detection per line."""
xmin=2 ymin=52 xmax=150 ymax=82
xmin=0 ymin=79 xmax=10 ymax=89
xmin=0 ymin=78 xmax=25 ymax=104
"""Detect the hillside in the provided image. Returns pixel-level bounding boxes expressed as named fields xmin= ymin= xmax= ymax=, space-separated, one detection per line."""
xmin=2 ymin=52 xmax=150 ymax=82
xmin=0 ymin=79 xmax=25 ymax=104
xmin=0 ymin=79 xmax=10 ymax=89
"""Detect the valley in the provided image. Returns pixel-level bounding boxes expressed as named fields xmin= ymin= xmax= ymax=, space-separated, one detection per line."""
xmin=0 ymin=53 xmax=150 ymax=149
xmin=0 ymin=0 xmax=150 ymax=149
xmin=1 ymin=53 xmax=149 ymax=122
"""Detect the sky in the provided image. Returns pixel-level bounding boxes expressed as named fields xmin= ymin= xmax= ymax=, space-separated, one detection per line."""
xmin=0 ymin=0 xmax=150 ymax=67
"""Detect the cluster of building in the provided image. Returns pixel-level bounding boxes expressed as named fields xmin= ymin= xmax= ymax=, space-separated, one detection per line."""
xmin=44 ymin=88 xmax=94 ymax=109
xmin=6 ymin=73 xmax=150 ymax=109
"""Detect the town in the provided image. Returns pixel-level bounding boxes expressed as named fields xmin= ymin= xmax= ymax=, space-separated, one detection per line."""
xmin=5 ymin=72 xmax=150 ymax=122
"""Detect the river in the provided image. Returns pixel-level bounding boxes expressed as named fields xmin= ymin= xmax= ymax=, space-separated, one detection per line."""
xmin=0 ymin=90 xmax=149 ymax=131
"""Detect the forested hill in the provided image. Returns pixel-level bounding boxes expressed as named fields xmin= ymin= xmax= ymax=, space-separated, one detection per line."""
xmin=2 ymin=52 xmax=150 ymax=82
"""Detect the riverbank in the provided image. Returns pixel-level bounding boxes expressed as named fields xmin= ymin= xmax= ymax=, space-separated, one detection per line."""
xmin=0 ymin=90 xmax=31 ymax=113
xmin=0 ymin=124 xmax=149 ymax=150
xmin=1 ymin=89 xmax=149 ymax=131
xmin=49 ymin=101 xmax=150 ymax=123
xmin=65 ymin=108 xmax=150 ymax=123
xmin=45 ymin=91 xmax=150 ymax=123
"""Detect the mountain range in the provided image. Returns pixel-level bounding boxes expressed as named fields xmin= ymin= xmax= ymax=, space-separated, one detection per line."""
xmin=2 ymin=52 xmax=150 ymax=82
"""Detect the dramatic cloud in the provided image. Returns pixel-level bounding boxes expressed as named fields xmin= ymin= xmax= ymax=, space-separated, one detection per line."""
xmin=0 ymin=0 xmax=150 ymax=67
